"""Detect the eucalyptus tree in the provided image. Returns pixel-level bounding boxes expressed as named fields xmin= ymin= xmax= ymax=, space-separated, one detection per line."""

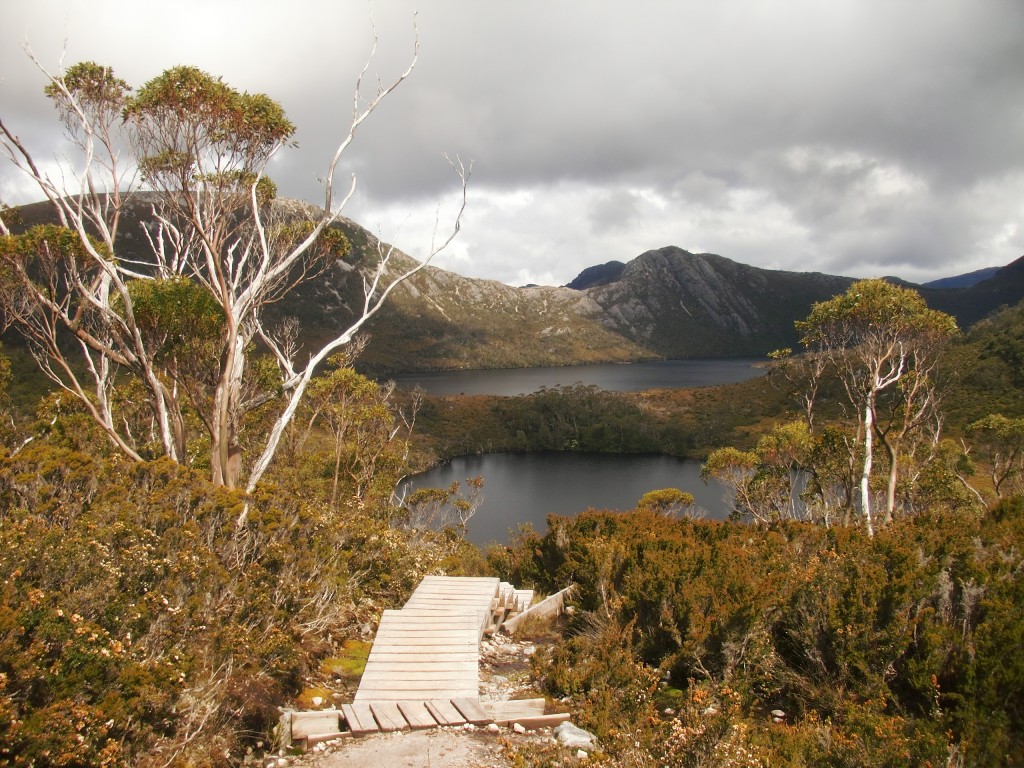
xmin=796 ymin=279 xmax=958 ymax=535
xmin=0 ymin=38 xmax=468 ymax=502
xmin=968 ymin=414 xmax=1024 ymax=499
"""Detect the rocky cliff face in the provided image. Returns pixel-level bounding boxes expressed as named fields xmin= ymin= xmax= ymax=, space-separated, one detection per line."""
xmin=579 ymin=247 xmax=854 ymax=357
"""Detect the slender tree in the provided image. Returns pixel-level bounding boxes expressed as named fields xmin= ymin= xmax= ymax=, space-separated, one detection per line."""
xmin=796 ymin=279 xmax=958 ymax=535
xmin=0 ymin=30 xmax=469 ymax=503
xmin=968 ymin=414 xmax=1024 ymax=499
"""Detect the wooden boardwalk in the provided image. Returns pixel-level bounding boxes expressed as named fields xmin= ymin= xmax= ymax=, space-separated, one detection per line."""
xmin=288 ymin=576 xmax=566 ymax=745
xmin=354 ymin=576 xmax=502 ymax=705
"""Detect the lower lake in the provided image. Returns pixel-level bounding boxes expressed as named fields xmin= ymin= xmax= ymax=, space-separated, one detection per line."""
xmin=389 ymin=358 xmax=766 ymax=396
xmin=398 ymin=452 xmax=729 ymax=546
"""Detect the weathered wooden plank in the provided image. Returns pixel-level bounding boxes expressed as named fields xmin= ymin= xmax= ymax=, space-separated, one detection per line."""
xmin=358 ymin=683 xmax=476 ymax=695
xmin=291 ymin=711 xmax=341 ymax=739
xmin=505 ymin=713 xmax=572 ymax=729
xmin=371 ymin=627 xmax=479 ymax=638
xmin=397 ymin=701 xmax=439 ymax=730
xmin=341 ymin=702 xmax=379 ymax=735
xmin=358 ymin=689 xmax=478 ymax=702
xmin=452 ymin=698 xmax=493 ymax=725
xmin=304 ymin=731 xmax=350 ymax=748
xmin=368 ymin=639 xmax=477 ymax=649
xmin=366 ymin=651 xmax=478 ymax=660
xmin=482 ymin=698 xmax=546 ymax=724
xmin=360 ymin=670 xmax=478 ymax=681
xmin=424 ymin=699 xmax=467 ymax=726
xmin=501 ymin=585 xmax=574 ymax=635
xmin=513 ymin=589 xmax=534 ymax=612
xmin=369 ymin=701 xmax=408 ymax=732
xmin=362 ymin=655 xmax=478 ymax=666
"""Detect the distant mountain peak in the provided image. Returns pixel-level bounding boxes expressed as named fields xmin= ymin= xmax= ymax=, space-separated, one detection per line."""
xmin=565 ymin=260 xmax=626 ymax=290
xmin=922 ymin=266 xmax=1002 ymax=290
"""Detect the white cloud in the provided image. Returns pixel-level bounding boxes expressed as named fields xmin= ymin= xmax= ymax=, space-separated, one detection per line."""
xmin=2 ymin=0 xmax=1022 ymax=286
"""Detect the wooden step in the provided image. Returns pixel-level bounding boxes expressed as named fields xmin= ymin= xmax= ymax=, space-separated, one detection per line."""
xmin=451 ymin=697 xmax=493 ymax=725
xmin=340 ymin=702 xmax=379 ymax=736
xmin=425 ymin=699 xmax=468 ymax=726
xmin=397 ymin=701 xmax=439 ymax=730
xmin=369 ymin=701 xmax=409 ymax=732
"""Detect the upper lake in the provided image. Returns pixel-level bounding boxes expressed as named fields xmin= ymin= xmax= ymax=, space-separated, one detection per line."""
xmin=388 ymin=358 xmax=767 ymax=396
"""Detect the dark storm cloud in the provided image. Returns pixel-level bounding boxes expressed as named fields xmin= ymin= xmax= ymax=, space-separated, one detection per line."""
xmin=2 ymin=1 xmax=1022 ymax=285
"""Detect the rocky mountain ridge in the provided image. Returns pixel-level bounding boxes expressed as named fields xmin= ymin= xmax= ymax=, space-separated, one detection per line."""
xmin=7 ymin=196 xmax=1023 ymax=374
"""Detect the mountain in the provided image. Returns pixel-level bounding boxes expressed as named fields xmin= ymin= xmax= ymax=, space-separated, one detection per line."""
xmin=919 ymin=255 xmax=1024 ymax=328
xmin=6 ymin=196 xmax=1024 ymax=373
xmin=922 ymin=266 xmax=1001 ymax=289
xmin=564 ymin=260 xmax=626 ymax=290
xmin=576 ymin=247 xmax=855 ymax=357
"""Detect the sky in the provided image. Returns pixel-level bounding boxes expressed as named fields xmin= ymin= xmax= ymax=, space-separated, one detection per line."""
xmin=2 ymin=1 xmax=1023 ymax=287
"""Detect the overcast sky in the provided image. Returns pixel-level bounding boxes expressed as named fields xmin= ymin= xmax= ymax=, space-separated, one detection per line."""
xmin=2 ymin=1 xmax=1023 ymax=287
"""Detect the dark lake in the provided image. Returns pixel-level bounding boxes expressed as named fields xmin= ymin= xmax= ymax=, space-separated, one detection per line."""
xmin=389 ymin=358 xmax=766 ymax=396
xmin=399 ymin=452 xmax=729 ymax=546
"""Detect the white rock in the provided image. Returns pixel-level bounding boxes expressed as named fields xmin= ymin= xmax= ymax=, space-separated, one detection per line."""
xmin=576 ymin=750 xmax=589 ymax=759
xmin=311 ymin=696 xmax=323 ymax=707
xmin=486 ymin=723 xmax=501 ymax=733
xmin=553 ymin=722 xmax=599 ymax=751
xmin=513 ymin=722 xmax=527 ymax=734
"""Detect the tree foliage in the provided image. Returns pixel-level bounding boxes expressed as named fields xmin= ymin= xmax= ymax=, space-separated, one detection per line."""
xmin=795 ymin=279 xmax=959 ymax=534
xmin=0 ymin=41 xmax=468 ymax=501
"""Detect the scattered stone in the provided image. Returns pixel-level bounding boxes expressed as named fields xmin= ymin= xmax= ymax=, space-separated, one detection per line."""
xmin=771 ymin=709 xmax=786 ymax=723
xmin=311 ymin=696 xmax=323 ymax=708
xmin=553 ymin=722 xmax=599 ymax=752
xmin=703 ymin=706 xmax=718 ymax=716
xmin=486 ymin=723 xmax=501 ymax=733
xmin=663 ymin=707 xmax=676 ymax=716
xmin=576 ymin=749 xmax=589 ymax=759
xmin=512 ymin=723 xmax=527 ymax=734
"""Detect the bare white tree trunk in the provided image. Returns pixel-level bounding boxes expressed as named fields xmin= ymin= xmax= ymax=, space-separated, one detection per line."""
xmin=861 ymin=396 xmax=875 ymax=537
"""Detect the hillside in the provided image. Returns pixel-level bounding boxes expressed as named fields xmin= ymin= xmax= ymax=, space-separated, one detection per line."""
xmin=7 ymin=196 xmax=1023 ymax=373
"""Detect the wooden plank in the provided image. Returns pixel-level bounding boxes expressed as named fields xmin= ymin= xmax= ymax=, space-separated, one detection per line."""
xmin=371 ymin=628 xmax=479 ymax=639
xmin=482 ymin=698 xmax=546 ymax=724
xmin=364 ymin=656 xmax=476 ymax=666
xmin=501 ymin=585 xmax=573 ymax=635
xmin=369 ymin=701 xmax=408 ymax=732
xmin=513 ymin=589 xmax=534 ymax=611
xmin=397 ymin=701 xmax=439 ymax=730
xmin=425 ymin=699 xmax=467 ymax=726
xmin=360 ymin=670 xmax=478 ymax=681
xmin=357 ymin=689 xmax=478 ymax=702
xmin=452 ymin=698 xmax=492 ymax=725
xmin=341 ymin=702 xmax=379 ymax=735
xmin=305 ymin=731 xmax=350 ymax=748
xmin=505 ymin=713 xmax=572 ymax=729
xmin=291 ymin=710 xmax=341 ymax=739
xmin=361 ymin=656 xmax=477 ymax=667
xmin=358 ymin=678 xmax=479 ymax=691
